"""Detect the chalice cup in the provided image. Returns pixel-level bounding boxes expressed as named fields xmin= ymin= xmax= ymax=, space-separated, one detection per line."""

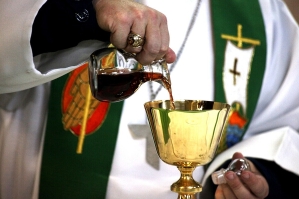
xmin=144 ymin=100 xmax=230 ymax=199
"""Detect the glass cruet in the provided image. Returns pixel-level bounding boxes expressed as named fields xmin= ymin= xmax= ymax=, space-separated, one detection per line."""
xmin=88 ymin=47 xmax=171 ymax=102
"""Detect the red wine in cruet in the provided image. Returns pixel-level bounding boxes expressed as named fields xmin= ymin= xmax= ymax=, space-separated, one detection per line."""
xmin=90 ymin=68 xmax=174 ymax=106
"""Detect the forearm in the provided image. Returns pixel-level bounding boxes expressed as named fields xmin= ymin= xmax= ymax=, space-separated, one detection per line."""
xmin=0 ymin=0 xmax=109 ymax=93
xmin=31 ymin=0 xmax=110 ymax=56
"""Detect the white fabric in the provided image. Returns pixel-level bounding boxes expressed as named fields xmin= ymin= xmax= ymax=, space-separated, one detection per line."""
xmin=0 ymin=0 xmax=299 ymax=199
xmin=245 ymin=0 xmax=299 ymax=138
xmin=223 ymin=41 xmax=254 ymax=114
xmin=0 ymin=85 xmax=49 ymax=199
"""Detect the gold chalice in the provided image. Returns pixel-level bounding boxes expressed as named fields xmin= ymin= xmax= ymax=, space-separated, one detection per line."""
xmin=144 ymin=100 xmax=230 ymax=199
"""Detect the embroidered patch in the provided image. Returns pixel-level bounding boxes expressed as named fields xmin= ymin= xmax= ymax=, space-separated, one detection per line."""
xmin=61 ymin=63 xmax=110 ymax=136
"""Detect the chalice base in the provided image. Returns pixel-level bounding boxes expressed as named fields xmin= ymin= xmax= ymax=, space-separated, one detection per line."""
xmin=175 ymin=194 xmax=198 ymax=199
xmin=171 ymin=166 xmax=202 ymax=199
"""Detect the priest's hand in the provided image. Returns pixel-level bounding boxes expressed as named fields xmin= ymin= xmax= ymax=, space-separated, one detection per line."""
xmin=214 ymin=152 xmax=269 ymax=199
xmin=92 ymin=0 xmax=176 ymax=65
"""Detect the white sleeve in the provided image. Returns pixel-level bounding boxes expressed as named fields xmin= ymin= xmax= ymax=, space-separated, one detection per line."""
xmin=0 ymin=0 xmax=107 ymax=94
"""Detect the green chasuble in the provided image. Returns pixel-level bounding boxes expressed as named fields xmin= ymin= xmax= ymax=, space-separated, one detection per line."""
xmin=211 ymin=0 xmax=267 ymax=152
xmin=39 ymin=63 xmax=124 ymax=198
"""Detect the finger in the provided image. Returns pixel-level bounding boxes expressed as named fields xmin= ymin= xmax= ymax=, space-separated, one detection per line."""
xmin=110 ymin=18 xmax=131 ymax=49
xmin=241 ymin=171 xmax=269 ymax=198
xmin=215 ymin=185 xmax=226 ymax=199
xmin=154 ymin=15 xmax=170 ymax=60
xmin=125 ymin=32 xmax=145 ymax=54
xmin=94 ymin=0 xmax=137 ymax=49
xmin=164 ymin=48 xmax=176 ymax=64
xmin=232 ymin=152 xmax=245 ymax=159
xmin=137 ymin=11 xmax=169 ymax=63
xmin=225 ymin=171 xmax=256 ymax=198
xmin=124 ymin=16 xmax=147 ymax=53
xmin=140 ymin=30 xmax=163 ymax=62
xmin=215 ymin=183 xmax=237 ymax=199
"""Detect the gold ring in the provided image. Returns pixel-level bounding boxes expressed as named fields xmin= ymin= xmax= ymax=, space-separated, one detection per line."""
xmin=127 ymin=32 xmax=144 ymax=48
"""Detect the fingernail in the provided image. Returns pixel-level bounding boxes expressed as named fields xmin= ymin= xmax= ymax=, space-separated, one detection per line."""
xmin=226 ymin=172 xmax=234 ymax=180
xmin=242 ymin=171 xmax=250 ymax=179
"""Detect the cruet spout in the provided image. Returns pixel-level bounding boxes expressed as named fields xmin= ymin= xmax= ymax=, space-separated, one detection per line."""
xmin=148 ymin=57 xmax=171 ymax=89
xmin=88 ymin=47 xmax=171 ymax=102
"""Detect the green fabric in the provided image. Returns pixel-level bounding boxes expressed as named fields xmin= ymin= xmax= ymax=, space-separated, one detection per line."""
xmin=212 ymin=0 xmax=267 ymax=133
xmin=158 ymin=108 xmax=170 ymax=144
xmin=39 ymin=73 xmax=124 ymax=199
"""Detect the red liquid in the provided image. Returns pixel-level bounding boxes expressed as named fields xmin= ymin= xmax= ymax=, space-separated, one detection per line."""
xmin=90 ymin=68 xmax=173 ymax=103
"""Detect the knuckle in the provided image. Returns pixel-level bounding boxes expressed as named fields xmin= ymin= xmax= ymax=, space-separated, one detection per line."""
xmin=159 ymin=13 xmax=168 ymax=24
xmin=131 ymin=8 xmax=145 ymax=21
xmin=160 ymin=45 xmax=168 ymax=55
xmin=116 ymin=13 xmax=131 ymax=26
xmin=135 ymin=53 xmax=151 ymax=65
xmin=147 ymin=9 xmax=159 ymax=19
xmin=144 ymin=9 xmax=162 ymax=25
xmin=144 ymin=43 xmax=160 ymax=56
xmin=227 ymin=176 xmax=243 ymax=190
xmin=230 ymin=181 xmax=243 ymax=190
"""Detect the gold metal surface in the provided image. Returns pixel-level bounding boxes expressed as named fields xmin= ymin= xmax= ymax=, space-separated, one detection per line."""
xmin=144 ymin=100 xmax=230 ymax=198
